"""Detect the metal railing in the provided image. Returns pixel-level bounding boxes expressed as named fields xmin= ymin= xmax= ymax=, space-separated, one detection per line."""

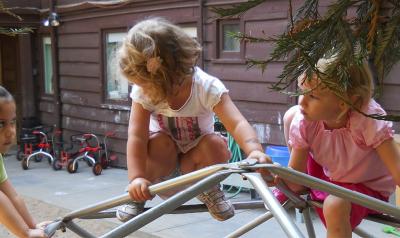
xmin=44 ymin=160 xmax=400 ymax=238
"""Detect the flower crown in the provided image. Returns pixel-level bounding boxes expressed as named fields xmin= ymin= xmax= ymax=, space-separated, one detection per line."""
xmin=146 ymin=56 xmax=162 ymax=75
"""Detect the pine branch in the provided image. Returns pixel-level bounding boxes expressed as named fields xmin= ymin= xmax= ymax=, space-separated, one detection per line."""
xmin=210 ymin=0 xmax=266 ymax=18
xmin=367 ymin=0 xmax=380 ymax=53
xmin=212 ymin=0 xmax=400 ymax=121
xmin=374 ymin=8 xmax=400 ymax=77
xmin=0 ymin=27 xmax=32 ymax=36
xmin=0 ymin=1 xmax=23 ymax=21
xmin=295 ymin=0 xmax=320 ymax=20
xmin=227 ymin=31 xmax=271 ymax=43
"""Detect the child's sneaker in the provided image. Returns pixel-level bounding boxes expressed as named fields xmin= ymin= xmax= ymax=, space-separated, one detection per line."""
xmin=116 ymin=202 xmax=145 ymax=222
xmin=196 ymin=185 xmax=235 ymax=221
xmin=272 ymin=188 xmax=289 ymax=204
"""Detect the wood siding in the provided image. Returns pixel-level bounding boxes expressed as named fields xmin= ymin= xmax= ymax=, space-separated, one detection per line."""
xmin=8 ymin=0 xmax=399 ymax=167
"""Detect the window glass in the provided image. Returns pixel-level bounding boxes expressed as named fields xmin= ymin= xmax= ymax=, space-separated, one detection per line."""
xmin=181 ymin=26 xmax=197 ymax=39
xmin=106 ymin=32 xmax=128 ymax=100
xmin=222 ymin=24 xmax=240 ymax=52
xmin=43 ymin=37 xmax=53 ymax=94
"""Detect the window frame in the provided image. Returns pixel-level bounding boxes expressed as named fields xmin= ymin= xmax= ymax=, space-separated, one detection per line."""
xmin=42 ymin=36 xmax=54 ymax=95
xmin=101 ymin=28 xmax=130 ymax=107
xmin=218 ymin=19 xmax=243 ymax=59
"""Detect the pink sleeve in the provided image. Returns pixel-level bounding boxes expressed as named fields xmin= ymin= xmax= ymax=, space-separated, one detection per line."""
xmin=288 ymin=110 xmax=310 ymax=149
xmin=351 ymin=100 xmax=394 ymax=148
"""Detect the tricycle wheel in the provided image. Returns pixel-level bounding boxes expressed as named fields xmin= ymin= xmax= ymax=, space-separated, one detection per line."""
xmin=92 ymin=162 xmax=102 ymax=176
xmin=52 ymin=159 xmax=63 ymax=170
xmin=100 ymin=154 xmax=109 ymax=169
xmin=16 ymin=150 xmax=25 ymax=161
xmin=22 ymin=157 xmax=29 ymax=170
xmin=67 ymin=160 xmax=78 ymax=173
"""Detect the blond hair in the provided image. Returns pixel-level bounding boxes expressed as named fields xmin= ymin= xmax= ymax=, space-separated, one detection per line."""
xmin=315 ymin=58 xmax=374 ymax=110
xmin=119 ymin=18 xmax=202 ymax=104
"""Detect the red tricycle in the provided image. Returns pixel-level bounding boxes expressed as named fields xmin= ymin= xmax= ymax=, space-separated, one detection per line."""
xmin=52 ymin=132 xmax=117 ymax=175
xmin=20 ymin=126 xmax=56 ymax=170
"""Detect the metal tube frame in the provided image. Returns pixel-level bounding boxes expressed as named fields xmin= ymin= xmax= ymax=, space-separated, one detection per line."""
xmin=44 ymin=161 xmax=400 ymax=238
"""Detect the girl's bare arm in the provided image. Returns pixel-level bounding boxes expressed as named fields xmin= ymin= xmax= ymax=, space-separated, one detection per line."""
xmin=376 ymin=138 xmax=400 ymax=186
xmin=214 ymin=93 xmax=263 ymax=155
xmin=126 ymin=102 xmax=151 ymax=182
xmin=0 ymin=180 xmax=34 ymax=237
xmin=286 ymin=147 xmax=309 ymax=192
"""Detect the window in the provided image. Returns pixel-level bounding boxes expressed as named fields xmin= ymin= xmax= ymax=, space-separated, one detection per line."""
xmin=42 ymin=37 xmax=53 ymax=94
xmin=218 ymin=20 xmax=241 ymax=59
xmin=181 ymin=26 xmax=197 ymax=39
xmin=105 ymin=32 xmax=129 ymax=100
xmin=222 ymin=24 xmax=240 ymax=52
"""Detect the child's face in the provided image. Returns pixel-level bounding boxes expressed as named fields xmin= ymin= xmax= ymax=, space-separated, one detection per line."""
xmin=297 ymin=75 xmax=344 ymax=123
xmin=0 ymin=101 xmax=16 ymax=154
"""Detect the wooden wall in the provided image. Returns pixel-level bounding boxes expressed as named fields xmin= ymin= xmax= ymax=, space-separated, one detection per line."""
xmin=38 ymin=0 xmax=201 ymax=167
xmin=204 ymin=0 xmax=295 ymax=145
xmin=30 ymin=0 xmax=400 ymax=167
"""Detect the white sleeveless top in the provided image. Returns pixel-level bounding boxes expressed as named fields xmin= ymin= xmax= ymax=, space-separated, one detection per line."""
xmin=130 ymin=67 xmax=228 ymax=153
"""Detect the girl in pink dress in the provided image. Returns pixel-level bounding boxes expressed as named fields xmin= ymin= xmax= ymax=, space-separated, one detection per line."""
xmin=278 ymin=58 xmax=400 ymax=237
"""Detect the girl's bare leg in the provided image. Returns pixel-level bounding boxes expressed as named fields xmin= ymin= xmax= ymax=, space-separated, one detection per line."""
xmin=146 ymin=132 xmax=178 ymax=181
xmin=180 ymin=134 xmax=234 ymax=221
xmin=323 ymin=195 xmax=352 ymax=238
xmin=180 ymin=134 xmax=230 ymax=174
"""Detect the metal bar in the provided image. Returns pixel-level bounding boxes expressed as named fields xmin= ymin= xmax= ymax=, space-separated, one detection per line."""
xmin=169 ymin=200 xmax=266 ymax=213
xmin=44 ymin=220 xmax=63 ymax=238
xmin=275 ymin=182 xmax=307 ymax=208
xmin=225 ymin=202 xmax=294 ymax=238
xmin=257 ymin=164 xmax=400 ymax=218
xmin=100 ymin=170 xmax=232 ymax=238
xmin=80 ymin=200 xmax=266 ymax=219
xmin=227 ymin=212 xmax=274 ymax=238
xmin=311 ymin=200 xmax=400 ymax=227
xmin=65 ymin=221 xmax=96 ymax=238
xmin=80 ymin=211 xmax=116 ymax=219
xmin=244 ymin=173 xmax=304 ymax=238
xmin=302 ymin=207 xmax=316 ymax=238
xmin=353 ymin=227 xmax=375 ymax=238
xmin=63 ymin=164 xmax=226 ymax=221
xmin=365 ymin=214 xmax=400 ymax=227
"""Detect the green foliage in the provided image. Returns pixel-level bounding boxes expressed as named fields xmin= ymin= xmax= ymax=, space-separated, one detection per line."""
xmin=0 ymin=27 xmax=32 ymax=36
xmin=0 ymin=0 xmax=32 ymax=36
xmin=212 ymin=0 xmax=400 ymax=121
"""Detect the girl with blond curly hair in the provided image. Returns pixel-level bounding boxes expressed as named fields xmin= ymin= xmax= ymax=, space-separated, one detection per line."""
xmin=116 ymin=18 xmax=271 ymax=222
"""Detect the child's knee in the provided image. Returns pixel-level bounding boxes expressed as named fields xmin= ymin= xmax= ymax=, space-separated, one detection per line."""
xmin=148 ymin=133 xmax=176 ymax=154
xmin=323 ymin=195 xmax=351 ymax=220
xmin=199 ymin=134 xmax=230 ymax=162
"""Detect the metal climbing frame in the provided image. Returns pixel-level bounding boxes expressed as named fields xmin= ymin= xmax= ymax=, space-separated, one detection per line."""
xmin=44 ymin=159 xmax=400 ymax=238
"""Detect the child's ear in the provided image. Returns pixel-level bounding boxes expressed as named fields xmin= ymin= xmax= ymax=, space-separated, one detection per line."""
xmin=339 ymin=100 xmax=348 ymax=111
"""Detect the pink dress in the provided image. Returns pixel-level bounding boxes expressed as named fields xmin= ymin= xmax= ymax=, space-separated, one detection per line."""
xmin=288 ymin=99 xmax=395 ymax=229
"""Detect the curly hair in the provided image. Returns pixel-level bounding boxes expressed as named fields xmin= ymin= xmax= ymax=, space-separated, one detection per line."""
xmin=119 ymin=18 xmax=202 ymax=104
